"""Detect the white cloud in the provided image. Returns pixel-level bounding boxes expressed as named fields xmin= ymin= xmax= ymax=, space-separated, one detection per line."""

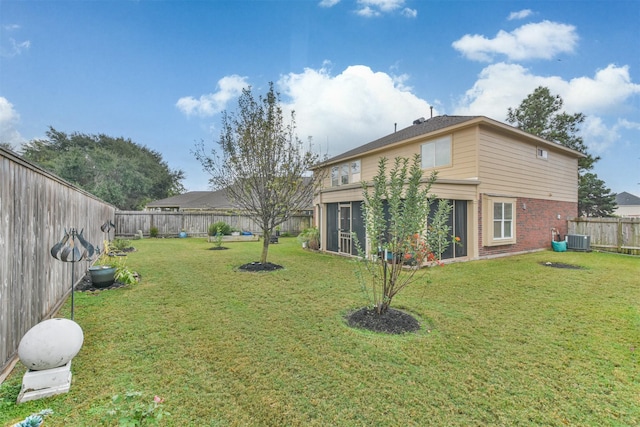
xmin=454 ymin=63 xmax=556 ymax=119
xmin=355 ymin=0 xmax=413 ymax=17
xmin=455 ymin=62 xmax=640 ymax=120
xmin=0 ymin=97 xmax=25 ymax=145
xmin=452 ymin=20 xmax=578 ymax=62
xmin=618 ymin=119 xmax=640 ymax=131
xmin=580 ymin=117 xmax=640 ymax=154
xmin=562 ymin=64 xmax=640 ymax=114
xmin=581 ymin=116 xmax=620 ymax=154
xmin=176 ymin=75 xmax=249 ymax=117
xmin=318 ymin=0 xmax=340 ymax=7
xmin=401 ymin=8 xmax=417 ymax=18
xmin=454 ymin=62 xmax=640 ymax=155
xmin=356 ymin=6 xmax=379 ymax=17
xmin=277 ymin=64 xmax=432 ymax=156
xmin=1 ymin=38 xmax=31 ymax=58
xmin=508 ymin=9 xmax=533 ymax=21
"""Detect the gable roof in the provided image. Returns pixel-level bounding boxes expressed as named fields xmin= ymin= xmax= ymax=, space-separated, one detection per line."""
xmin=146 ymin=189 xmax=233 ymax=210
xmin=322 ymin=116 xmax=479 ymax=166
xmin=315 ymin=115 xmax=584 ymax=168
xmin=615 ymin=191 xmax=640 ymax=206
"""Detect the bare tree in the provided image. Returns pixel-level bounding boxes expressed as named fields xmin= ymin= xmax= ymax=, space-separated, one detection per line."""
xmin=194 ymin=82 xmax=323 ymax=264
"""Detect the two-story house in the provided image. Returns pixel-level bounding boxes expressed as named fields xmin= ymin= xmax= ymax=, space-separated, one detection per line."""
xmin=312 ymin=115 xmax=585 ymax=261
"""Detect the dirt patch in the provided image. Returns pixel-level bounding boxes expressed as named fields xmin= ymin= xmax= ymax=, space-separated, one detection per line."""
xmin=208 ymin=247 xmax=230 ymax=251
xmin=540 ymin=262 xmax=585 ymax=270
xmin=346 ymin=307 xmax=421 ymax=334
xmin=238 ymin=262 xmax=284 ymax=272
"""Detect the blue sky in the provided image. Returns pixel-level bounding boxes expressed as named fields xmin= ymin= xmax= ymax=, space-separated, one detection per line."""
xmin=1 ymin=0 xmax=639 ymax=196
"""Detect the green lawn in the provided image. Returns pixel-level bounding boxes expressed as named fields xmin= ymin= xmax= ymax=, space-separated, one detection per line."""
xmin=2 ymin=238 xmax=639 ymax=426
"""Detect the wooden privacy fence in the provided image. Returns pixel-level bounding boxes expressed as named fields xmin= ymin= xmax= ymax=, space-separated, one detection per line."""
xmin=568 ymin=217 xmax=640 ymax=255
xmin=1 ymin=148 xmax=115 ymax=380
xmin=115 ymin=211 xmax=312 ymax=238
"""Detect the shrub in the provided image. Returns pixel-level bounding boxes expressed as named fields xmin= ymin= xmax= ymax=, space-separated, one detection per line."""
xmin=298 ymin=227 xmax=320 ymax=250
xmin=111 ymin=238 xmax=131 ymax=252
xmin=149 ymin=227 xmax=159 ymax=238
xmin=208 ymin=221 xmax=232 ymax=236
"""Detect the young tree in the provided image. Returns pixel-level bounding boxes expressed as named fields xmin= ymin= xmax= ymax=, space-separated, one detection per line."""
xmin=194 ymin=82 xmax=322 ymax=265
xmin=21 ymin=128 xmax=185 ymax=210
xmin=355 ymin=155 xmax=453 ymax=315
xmin=506 ymin=86 xmax=616 ymax=216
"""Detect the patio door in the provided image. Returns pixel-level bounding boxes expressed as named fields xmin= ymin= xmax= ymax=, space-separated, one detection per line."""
xmin=338 ymin=204 xmax=351 ymax=254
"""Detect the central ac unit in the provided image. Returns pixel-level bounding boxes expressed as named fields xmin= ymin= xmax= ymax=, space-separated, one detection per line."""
xmin=566 ymin=234 xmax=591 ymax=251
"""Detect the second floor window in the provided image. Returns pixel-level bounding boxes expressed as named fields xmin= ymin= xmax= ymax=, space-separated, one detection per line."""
xmin=331 ymin=159 xmax=361 ymax=186
xmin=421 ymin=135 xmax=451 ymax=169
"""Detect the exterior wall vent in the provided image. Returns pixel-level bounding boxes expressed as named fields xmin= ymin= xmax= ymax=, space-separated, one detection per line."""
xmin=567 ymin=234 xmax=591 ymax=251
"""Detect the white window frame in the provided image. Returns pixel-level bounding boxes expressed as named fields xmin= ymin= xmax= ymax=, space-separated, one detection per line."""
xmin=330 ymin=159 xmax=362 ymax=187
xmin=350 ymin=160 xmax=361 ymax=183
xmin=331 ymin=166 xmax=339 ymax=187
xmin=340 ymin=164 xmax=350 ymax=185
xmin=421 ymin=135 xmax=452 ymax=169
xmin=537 ymin=147 xmax=548 ymax=160
xmin=483 ymin=195 xmax=517 ymax=246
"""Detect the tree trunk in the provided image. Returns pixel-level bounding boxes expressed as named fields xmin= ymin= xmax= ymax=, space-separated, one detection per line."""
xmin=261 ymin=232 xmax=270 ymax=264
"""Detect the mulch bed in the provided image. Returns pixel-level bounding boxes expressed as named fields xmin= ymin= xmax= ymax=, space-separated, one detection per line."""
xmin=209 ymin=247 xmax=230 ymax=251
xmin=540 ymin=262 xmax=585 ymax=270
xmin=346 ymin=307 xmax=421 ymax=334
xmin=75 ymin=272 xmax=130 ymax=292
xmin=238 ymin=262 xmax=284 ymax=272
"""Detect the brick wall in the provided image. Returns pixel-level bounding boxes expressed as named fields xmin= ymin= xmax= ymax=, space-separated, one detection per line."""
xmin=478 ymin=195 xmax=578 ymax=258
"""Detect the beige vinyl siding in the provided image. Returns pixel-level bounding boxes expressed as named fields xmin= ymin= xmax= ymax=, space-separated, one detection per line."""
xmin=354 ymin=127 xmax=479 ymax=184
xmin=316 ymin=127 xmax=481 ymax=205
xmin=477 ymin=126 xmax=578 ymax=201
xmin=318 ymin=186 xmax=364 ymax=204
xmin=429 ymin=182 xmax=479 ymax=201
xmin=431 ymin=127 xmax=478 ymax=180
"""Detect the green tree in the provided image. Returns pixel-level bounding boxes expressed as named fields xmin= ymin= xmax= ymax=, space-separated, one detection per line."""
xmin=355 ymin=155 xmax=453 ymax=315
xmin=193 ymin=82 xmax=323 ymax=265
xmin=578 ymin=173 xmax=618 ymax=217
xmin=21 ymin=128 xmax=185 ymax=210
xmin=506 ymin=86 xmax=616 ymax=216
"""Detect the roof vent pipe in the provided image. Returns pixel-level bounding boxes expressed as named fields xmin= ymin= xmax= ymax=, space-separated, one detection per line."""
xmin=430 ymin=106 xmax=433 ymax=118
xmin=394 ymin=123 xmax=397 ymax=132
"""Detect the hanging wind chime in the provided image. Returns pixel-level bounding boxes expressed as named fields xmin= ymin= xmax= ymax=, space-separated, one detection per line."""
xmin=50 ymin=228 xmax=96 ymax=320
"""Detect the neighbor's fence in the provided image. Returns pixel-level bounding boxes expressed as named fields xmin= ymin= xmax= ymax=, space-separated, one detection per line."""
xmin=1 ymin=148 xmax=115 ymax=380
xmin=568 ymin=217 xmax=640 ymax=255
xmin=115 ymin=211 xmax=312 ymax=238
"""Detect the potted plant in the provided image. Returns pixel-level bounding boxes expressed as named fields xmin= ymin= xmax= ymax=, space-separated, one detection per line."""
xmin=89 ymin=241 xmax=137 ymax=288
xmin=89 ymin=249 xmax=117 ymax=288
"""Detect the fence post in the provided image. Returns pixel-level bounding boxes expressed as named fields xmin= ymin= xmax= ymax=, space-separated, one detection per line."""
xmin=617 ymin=218 xmax=623 ymax=253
